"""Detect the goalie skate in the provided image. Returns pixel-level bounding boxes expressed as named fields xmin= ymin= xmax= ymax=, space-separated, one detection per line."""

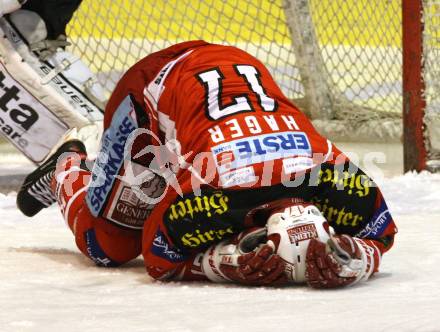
xmin=17 ymin=139 xmax=86 ymax=217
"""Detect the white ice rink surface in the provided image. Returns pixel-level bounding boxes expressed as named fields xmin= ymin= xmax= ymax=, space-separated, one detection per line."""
xmin=1 ymin=145 xmax=440 ymax=332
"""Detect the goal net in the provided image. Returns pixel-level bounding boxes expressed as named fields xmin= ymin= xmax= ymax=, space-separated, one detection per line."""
xmin=66 ymin=0 xmax=440 ymax=172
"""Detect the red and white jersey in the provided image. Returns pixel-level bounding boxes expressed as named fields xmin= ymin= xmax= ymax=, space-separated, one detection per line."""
xmin=88 ymin=41 xmax=396 ymax=281
xmin=143 ymin=42 xmax=333 ymax=191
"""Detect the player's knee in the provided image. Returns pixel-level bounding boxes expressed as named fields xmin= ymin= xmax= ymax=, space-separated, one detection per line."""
xmin=81 ymin=228 xmax=122 ymax=267
xmin=74 ymin=208 xmax=142 ymax=267
xmin=93 ymin=218 xmax=142 ymax=265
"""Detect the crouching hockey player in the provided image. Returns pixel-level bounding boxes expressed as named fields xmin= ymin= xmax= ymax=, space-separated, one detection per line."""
xmin=16 ymin=41 xmax=398 ymax=288
xmin=0 ymin=0 xmax=105 ymax=163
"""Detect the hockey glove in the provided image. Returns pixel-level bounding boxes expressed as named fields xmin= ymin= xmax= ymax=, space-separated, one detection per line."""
xmin=305 ymin=234 xmax=378 ymax=288
xmin=202 ymin=228 xmax=288 ymax=286
xmin=0 ymin=0 xmax=26 ymax=17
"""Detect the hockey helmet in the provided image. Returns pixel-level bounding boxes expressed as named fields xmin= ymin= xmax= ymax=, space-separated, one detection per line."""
xmin=266 ymin=202 xmax=332 ymax=283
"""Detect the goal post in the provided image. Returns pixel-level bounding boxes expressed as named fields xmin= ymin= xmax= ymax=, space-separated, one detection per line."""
xmin=402 ymin=0 xmax=440 ymax=172
xmin=66 ymin=0 xmax=440 ymax=172
xmin=282 ymin=0 xmax=333 ymax=120
xmin=402 ymin=0 xmax=426 ymax=172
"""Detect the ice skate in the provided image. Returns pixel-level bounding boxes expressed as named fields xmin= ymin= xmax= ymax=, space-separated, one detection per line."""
xmin=16 ymin=140 xmax=86 ymax=217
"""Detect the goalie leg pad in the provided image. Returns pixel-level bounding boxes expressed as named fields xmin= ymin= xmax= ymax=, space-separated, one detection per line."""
xmin=0 ymin=16 xmax=105 ymax=162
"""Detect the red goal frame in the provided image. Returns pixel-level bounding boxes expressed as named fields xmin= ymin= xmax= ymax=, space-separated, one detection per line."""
xmin=402 ymin=0 xmax=427 ymax=172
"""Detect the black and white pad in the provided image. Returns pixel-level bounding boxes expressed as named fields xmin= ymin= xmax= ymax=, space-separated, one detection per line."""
xmin=0 ymin=14 xmax=104 ymax=164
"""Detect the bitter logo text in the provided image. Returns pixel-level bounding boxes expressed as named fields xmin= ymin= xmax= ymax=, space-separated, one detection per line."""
xmin=168 ymin=191 xmax=230 ymax=221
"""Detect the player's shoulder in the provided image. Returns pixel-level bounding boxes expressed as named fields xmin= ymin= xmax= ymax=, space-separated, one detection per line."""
xmin=117 ymin=40 xmax=210 ymax=87
xmin=188 ymin=43 xmax=259 ymax=64
xmin=135 ymin=41 xmax=210 ymax=69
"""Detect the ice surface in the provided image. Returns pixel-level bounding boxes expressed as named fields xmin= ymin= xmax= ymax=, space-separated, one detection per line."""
xmin=0 ymin=171 xmax=440 ymax=332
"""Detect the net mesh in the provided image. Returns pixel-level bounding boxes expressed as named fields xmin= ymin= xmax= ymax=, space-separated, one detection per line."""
xmin=423 ymin=0 xmax=440 ymax=162
xmin=65 ymin=1 xmax=409 ymax=141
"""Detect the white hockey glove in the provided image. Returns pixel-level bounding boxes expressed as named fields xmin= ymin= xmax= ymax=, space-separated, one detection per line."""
xmin=305 ymin=234 xmax=379 ymax=288
xmin=201 ymin=228 xmax=288 ymax=286
xmin=0 ymin=0 xmax=26 ymax=17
